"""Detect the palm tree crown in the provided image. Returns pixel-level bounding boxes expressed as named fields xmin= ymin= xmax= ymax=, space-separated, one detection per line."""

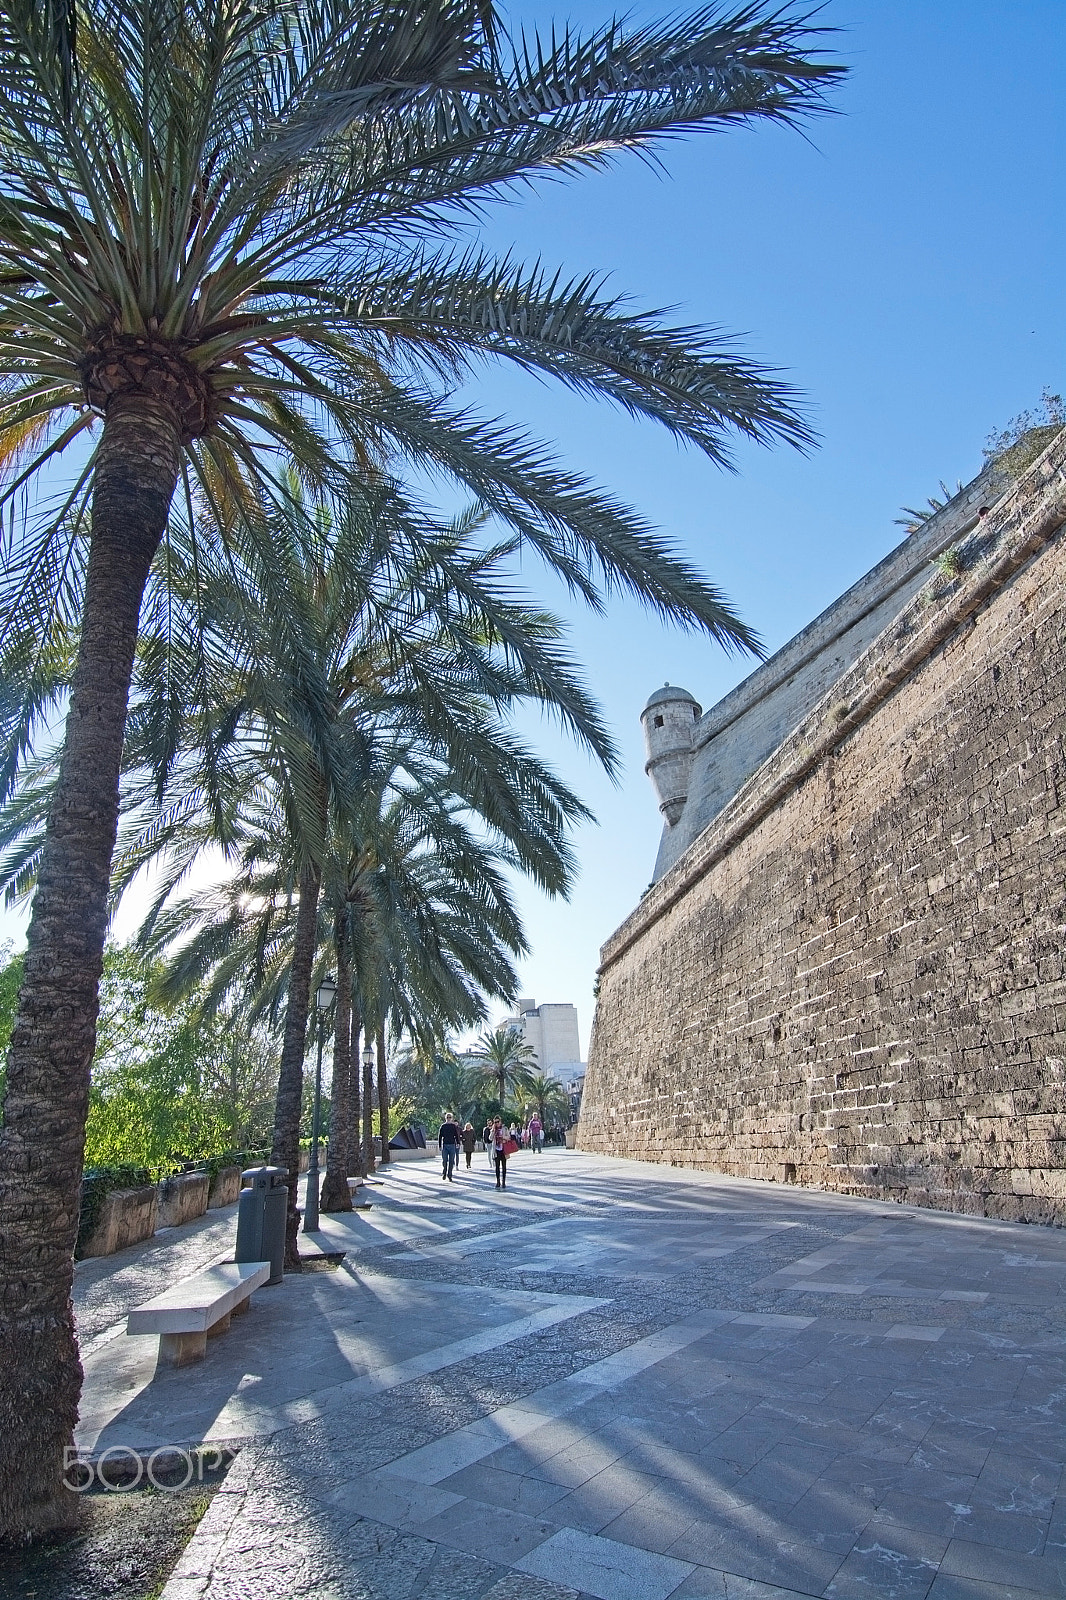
xmin=471 ymin=1021 xmax=536 ymax=1110
xmin=522 ymin=1070 xmax=569 ymax=1127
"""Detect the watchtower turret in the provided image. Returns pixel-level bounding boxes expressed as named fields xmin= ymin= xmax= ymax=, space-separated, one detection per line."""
xmin=641 ymin=684 xmax=702 ymax=827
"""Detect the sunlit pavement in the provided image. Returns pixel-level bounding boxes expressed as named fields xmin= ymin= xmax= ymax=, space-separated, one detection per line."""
xmin=79 ymin=1148 xmax=1066 ymax=1600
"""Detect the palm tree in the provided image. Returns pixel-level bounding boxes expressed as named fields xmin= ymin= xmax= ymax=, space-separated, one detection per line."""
xmin=523 ymin=1071 xmax=569 ymax=1130
xmin=1 ymin=483 xmax=605 ymax=1244
xmin=3 ymin=478 xmax=606 ymax=1229
xmin=390 ymin=1043 xmax=482 ymax=1129
xmin=318 ymin=901 xmax=354 ymax=1213
xmin=0 ymin=0 xmax=839 ymax=1533
xmin=472 ymin=1023 xmax=537 ymax=1114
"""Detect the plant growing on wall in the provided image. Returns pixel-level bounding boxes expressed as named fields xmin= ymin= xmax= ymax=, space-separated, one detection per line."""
xmin=984 ymin=390 xmax=1066 ymax=478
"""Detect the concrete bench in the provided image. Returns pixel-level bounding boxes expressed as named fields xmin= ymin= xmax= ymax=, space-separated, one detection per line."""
xmin=126 ymin=1260 xmax=270 ymax=1366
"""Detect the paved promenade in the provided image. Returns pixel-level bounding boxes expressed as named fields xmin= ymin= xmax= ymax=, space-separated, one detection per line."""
xmin=78 ymin=1151 xmax=1066 ymax=1600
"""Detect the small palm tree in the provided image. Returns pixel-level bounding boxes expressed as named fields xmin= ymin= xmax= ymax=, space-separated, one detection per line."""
xmin=471 ymin=1024 xmax=537 ymax=1113
xmin=524 ymin=1071 xmax=570 ymax=1130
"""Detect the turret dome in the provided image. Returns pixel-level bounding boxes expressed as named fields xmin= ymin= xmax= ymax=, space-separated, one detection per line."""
xmin=642 ymin=682 xmax=700 ymax=714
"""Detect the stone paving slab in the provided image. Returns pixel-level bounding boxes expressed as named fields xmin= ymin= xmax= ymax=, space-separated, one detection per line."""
xmin=76 ymin=1150 xmax=1066 ymax=1600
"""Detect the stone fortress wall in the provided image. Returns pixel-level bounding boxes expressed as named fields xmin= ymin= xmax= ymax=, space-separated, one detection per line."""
xmin=579 ymin=432 xmax=1066 ymax=1222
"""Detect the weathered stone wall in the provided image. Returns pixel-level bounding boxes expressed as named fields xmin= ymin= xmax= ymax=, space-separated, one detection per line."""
xmin=581 ymin=436 xmax=1066 ymax=1222
xmin=207 ymin=1165 xmax=242 ymax=1209
xmin=157 ymin=1171 xmax=210 ymax=1228
xmin=78 ymin=1185 xmax=158 ymax=1258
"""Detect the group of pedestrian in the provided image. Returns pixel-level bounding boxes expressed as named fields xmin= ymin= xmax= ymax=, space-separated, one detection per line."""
xmin=437 ymin=1110 xmax=548 ymax=1189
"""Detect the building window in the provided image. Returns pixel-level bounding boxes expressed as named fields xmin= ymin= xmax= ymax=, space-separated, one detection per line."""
xmin=653 ymin=714 xmax=664 ymax=727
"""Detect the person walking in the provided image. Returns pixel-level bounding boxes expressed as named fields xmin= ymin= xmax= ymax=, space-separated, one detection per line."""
xmin=461 ymin=1121 xmax=477 ymax=1169
xmin=438 ymin=1113 xmax=462 ymax=1181
xmin=527 ymin=1112 xmax=543 ymax=1153
xmin=490 ymin=1116 xmax=509 ymax=1189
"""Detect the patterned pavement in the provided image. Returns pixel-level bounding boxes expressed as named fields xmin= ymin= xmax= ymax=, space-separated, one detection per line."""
xmin=77 ymin=1150 xmax=1065 ymax=1600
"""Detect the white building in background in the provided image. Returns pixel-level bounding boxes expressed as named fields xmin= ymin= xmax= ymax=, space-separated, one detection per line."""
xmin=503 ymin=998 xmax=585 ymax=1090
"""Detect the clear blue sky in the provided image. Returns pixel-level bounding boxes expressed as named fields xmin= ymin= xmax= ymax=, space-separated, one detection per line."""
xmin=2 ymin=2 xmax=1063 ymax=1060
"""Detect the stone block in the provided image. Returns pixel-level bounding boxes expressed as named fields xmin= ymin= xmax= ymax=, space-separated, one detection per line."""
xmin=207 ymin=1166 xmax=241 ymax=1208
xmin=78 ymin=1185 xmax=158 ymax=1258
xmin=157 ymin=1172 xmax=210 ymax=1228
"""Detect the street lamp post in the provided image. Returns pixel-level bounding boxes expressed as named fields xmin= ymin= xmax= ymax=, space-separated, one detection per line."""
xmin=303 ymin=972 xmax=337 ymax=1232
xmin=362 ymin=1036 xmax=376 ymax=1170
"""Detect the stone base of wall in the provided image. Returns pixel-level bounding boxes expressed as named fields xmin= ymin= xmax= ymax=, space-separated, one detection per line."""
xmin=582 ymin=437 xmax=1066 ymax=1228
xmin=157 ymin=1172 xmax=210 ymax=1228
xmin=575 ymin=1141 xmax=1066 ymax=1226
xmin=79 ymin=1186 xmax=158 ymax=1258
xmin=207 ymin=1166 xmax=241 ymax=1208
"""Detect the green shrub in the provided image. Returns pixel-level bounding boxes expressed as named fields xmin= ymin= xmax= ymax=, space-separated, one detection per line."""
xmin=198 ymin=1148 xmax=270 ymax=1181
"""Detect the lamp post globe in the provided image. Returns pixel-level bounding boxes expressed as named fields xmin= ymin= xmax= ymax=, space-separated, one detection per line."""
xmin=303 ymin=973 xmax=336 ymax=1233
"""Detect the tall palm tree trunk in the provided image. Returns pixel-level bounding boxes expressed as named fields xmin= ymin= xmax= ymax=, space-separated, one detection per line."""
xmin=0 ymin=400 xmax=180 ymax=1536
xmin=362 ymin=1027 xmax=376 ymax=1172
xmin=376 ymin=1027 xmax=390 ymax=1165
xmin=320 ymin=912 xmax=352 ymax=1212
xmin=270 ymin=858 xmax=321 ymax=1267
xmin=347 ymin=1008 xmax=363 ymax=1178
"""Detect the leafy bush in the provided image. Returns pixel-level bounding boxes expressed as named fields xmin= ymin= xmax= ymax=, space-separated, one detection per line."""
xmin=0 ymin=944 xmax=25 ymax=1108
xmin=896 ymin=392 xmax=1066 ymax=540
xmin=197 ymin=1148 xmax=270 ymax=1181
xmin=84 ymin=946 xmax=276 ymax=1169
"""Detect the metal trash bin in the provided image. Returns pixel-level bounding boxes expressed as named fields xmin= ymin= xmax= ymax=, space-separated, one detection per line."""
xmin=235 ymin=1165 xmax=287 ymax=1285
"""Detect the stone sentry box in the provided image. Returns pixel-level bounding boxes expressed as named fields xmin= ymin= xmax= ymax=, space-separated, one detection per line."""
xmin=581 ymin=432 xmax=1066 ymax=1223
xmin=641 ymin=684 xmax=702 ymax=828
